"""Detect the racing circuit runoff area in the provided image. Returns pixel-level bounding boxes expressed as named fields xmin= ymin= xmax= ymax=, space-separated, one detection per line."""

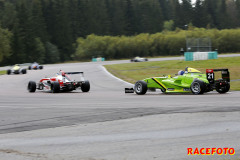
xmin=0 ymin=55 xmax=240 ymax=160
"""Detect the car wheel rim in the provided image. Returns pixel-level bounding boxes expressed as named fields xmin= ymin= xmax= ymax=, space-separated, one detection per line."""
xmin=192 ymin=82 xmax=200 ymax=93
xmin=136 ymin=83 xmax=142 ymax=93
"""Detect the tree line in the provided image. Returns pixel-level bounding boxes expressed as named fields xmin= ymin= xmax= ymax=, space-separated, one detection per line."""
xmin=73 ymin=28 xmax=240 ymax=60
xmin=0 ymin=0 xmax=240 ymax=65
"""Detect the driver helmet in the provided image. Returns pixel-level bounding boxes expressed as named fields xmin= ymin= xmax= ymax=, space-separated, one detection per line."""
xmin=178 ymin=70 xmax=185 ymax=75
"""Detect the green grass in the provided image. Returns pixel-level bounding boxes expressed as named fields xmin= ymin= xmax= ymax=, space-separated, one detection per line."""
xmin=0 ymin=70 xmax=6 ymax=75
xmin=104 ymin=57 xmax=240 ymax=90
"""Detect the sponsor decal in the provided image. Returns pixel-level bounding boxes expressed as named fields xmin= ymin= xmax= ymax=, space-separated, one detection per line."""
xmin=187 ymin=147 xmax=235 ymax=155
xmin=183 ymin=88 xmax=190 ymax=91
xmin=206 ymin=69 xmax=213 ymax=73
xmin=167 ymin=88 xmax=174 ymax=91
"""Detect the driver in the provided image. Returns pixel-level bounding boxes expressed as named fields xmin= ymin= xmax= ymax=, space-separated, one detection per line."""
xmin=178 ymin=70 xmax=185 ymax=75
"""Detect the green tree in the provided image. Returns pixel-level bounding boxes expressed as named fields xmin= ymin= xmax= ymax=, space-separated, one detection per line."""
xmin=158 ymin=0 xmax=170 ymax=21
xmin=11 ymin=0 xmax=30 ymax=63
xmin=203 ymin=0 xmax=218 ymax=28
xmin=31 ymin=0 xmax=48 ymax=41
xmin=226 ymin=0 xmax=238 ymax=28
xmin=124 ymin=0 xmax=136 ymax=35
xmin=106 ymin=0 xmax=129 ymax=35
xmin=50 ymin=0 xmax=74 ymax=61
xmin=45 ymin=42 xmax=60 ymax=63
xmin=181 ymin=0 xmax=193 ymax=25
xmin=171 ymin=0 xmax=182 ymax=28
xmin=163 ymin=20 xmax=174 ymax=31
xmin=216 ymin=0 xmax=229 ymax=29
xmin=134 ymin=0 xmax=163 ymax=33
xmin=235 ymin=0 xmax=240 ymax=26
xmin=0 ymin=26 xmax=12 ymax=63
xmin=193 ymin=0 xmax=210 ymax=28
xmin=32 ymin=37 xmax=45 ymax=63
xmin=0 ymin=2 xmax=17 ymax=30
xmin=84 ymin=0 xmax=110 ymax=35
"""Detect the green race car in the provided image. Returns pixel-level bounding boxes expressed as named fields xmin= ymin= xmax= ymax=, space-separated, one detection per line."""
xmin=128 ymin=67 xmax=230 ymax=95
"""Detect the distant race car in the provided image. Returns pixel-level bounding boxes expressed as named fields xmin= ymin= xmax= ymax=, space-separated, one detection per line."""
xmin=7 ymin=64 xmax=27 ymax=75
xmin=125 ymin=67 xmax=230 ymax=95
xmin=130 ymin=56 xmax=148 ymax=62
xmin=28 ymin=62 xmax=43 ymax=70
xmin=28 ymin=70 xmax=90 ymax=93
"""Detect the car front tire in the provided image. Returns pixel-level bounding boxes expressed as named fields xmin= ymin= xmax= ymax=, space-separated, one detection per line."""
xmin=7 ymin=69 xmax=11 ymax=75
xmin=22 ymin=69 xmax=27 ymax=74
xmin=134 ymin=80 xmax=148 ymax=95
xmin=28 ymin=81 xmax=36 ymax=92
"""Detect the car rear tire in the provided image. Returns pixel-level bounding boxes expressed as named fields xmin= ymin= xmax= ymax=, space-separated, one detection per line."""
xmin=81 ymin=80 xmax=90 ymax=92
xmin=134 ymin=80 xmax=148 ymax=95
xmin=216 ymin=82 xmax=230 ymax=94
xmin=7 ymin=69 xmax=11 ymax=75
xmin=39 ymin=66 xmax=43 ymax=69
xmin=28 ymin=81 xmax=36 ymax=92
xmin=51 ymin=81 xmax=60 ymax=93
xmin=190 ymin=80 xmax=205 ymax=95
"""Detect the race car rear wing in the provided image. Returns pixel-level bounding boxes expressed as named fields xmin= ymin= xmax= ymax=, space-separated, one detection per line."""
xmin=65 ymin=72 xmax=84 ymax=75
xmin=206 ymin=69 xmax=230 ymax=84
xmin=64 ymin=72 xmax=85 ymax=81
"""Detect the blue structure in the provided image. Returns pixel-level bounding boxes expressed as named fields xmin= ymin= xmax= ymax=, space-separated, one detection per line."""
xmin=184 ymin=51 xmax=218 ymax=61
xmin=92 ymin=57 xmax=105 ymax=62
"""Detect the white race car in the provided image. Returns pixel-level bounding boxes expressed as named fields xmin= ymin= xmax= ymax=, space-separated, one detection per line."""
xmin=28 ymin=70 xmax=90 ymax=93
xmin=7 ymin=64 xmax=27 ymax=74
xmin=28 ymin=62 xmax=43 ymax=70
xmin=130 ymin=56 xmax=148 ymax=62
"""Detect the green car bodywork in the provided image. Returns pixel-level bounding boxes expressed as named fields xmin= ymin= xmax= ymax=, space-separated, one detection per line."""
xmin=132 ymin=67 xmax=230 ymax=95
xmin=145 ymin=68 xmax=208 ymax=93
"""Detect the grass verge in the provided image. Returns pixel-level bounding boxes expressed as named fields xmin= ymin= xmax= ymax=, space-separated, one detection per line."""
xmin=0 ymin=70 xmax=6 ymax=75
xmin=104 ymin=57 xmax=240 ymax=90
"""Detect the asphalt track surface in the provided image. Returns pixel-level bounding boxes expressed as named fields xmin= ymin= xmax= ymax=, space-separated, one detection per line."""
xmin=0 ymin=55 xmax=240 ymax=160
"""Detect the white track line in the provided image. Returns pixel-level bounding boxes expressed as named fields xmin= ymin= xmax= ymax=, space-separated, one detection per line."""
xmin=100 ymin=65 xmax=133 ymax=86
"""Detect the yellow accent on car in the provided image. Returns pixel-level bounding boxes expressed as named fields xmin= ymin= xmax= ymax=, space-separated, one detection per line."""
xmin=13 ymin=65 xmax=20 ymax=70
xmin=187 ymin=67 xmax=201 ymax=73
xmin=153 ymin=78 xmax=167 ymax=90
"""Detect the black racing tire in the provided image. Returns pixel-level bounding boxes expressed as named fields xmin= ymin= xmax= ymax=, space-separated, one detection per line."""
xmin=51 ymin=81 xmax=60 ymax=93
xmin=216 ymin=82 xmax=230 ymax=94
xmin=28 ymin=81 xmax=36 ymax=92
xmin=81 ymin=80 xmax=90 ymax=92
xmin=7 ymin=69 xmax=11 ymax=75
xmin=22 ymin=69 xmax=27 ymax=74
xmin=134 ymin=80 xmax=148 ymax=95
xmin=28 ymin=66 xmax=31 ymax=70
xmin=190 ymin=80 xmax=206 ymax=95
xmin=39 ymin=66 xmax=43 ymax=69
